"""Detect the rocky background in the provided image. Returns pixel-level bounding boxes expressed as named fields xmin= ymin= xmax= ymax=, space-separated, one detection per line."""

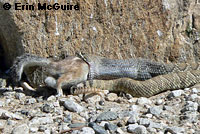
xmin=0 ymin=0 xmax=200 ymax=68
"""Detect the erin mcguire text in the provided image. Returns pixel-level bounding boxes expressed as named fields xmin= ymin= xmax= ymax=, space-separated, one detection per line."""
xmin=15 ymin=3 xmax=79 ymax=10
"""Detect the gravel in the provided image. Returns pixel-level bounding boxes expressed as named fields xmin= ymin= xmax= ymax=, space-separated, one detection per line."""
xmin=0 ymin=82 xmax=199 ymax=133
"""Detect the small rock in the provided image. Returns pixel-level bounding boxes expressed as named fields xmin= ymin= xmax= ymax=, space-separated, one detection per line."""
xmin=71 ymin=113 xmax=86 ymax=123
xmin=148 ymin=106 xmax=163 ymax=116
xmin=88 ymin=122 xmax=108 ymax=134
xmin=3 ymin=92 xmax=16 ymax=98
xmin=0 ymin=109 xmax=23 ymax=120
xmin=44 ymin=129 xmax=51 ymax=134
xmin=29 ymin=116 xmax=54 ymax=125
xmin=189 ymin=94 xmax=198 ymax=101
xmin=38 ymin=125 xmax=47 ymax=132
xmin=99 ymin=100 xmax=105 ymax=106
xmin=63 ymin=99 xmax=84 ymax=113
xmin=184 ymin=88 xmax=190 ymax=91
xmin=130 ymin=105 xmax=142 ymax=112
xmin=84 ymin=94 xmax=101 ymax=104
xmin=99 ymin=121 xmax=108 ymax=127
xmin=63 ymin=114 xmax=72 ymax=123
xmin=20 ymin=110 xmax=29 ymax=116
xmin=136 ymin=97 xmax=152 ymax=105
xmin=126 ymin=93 xmax=133 ymax=99
xmin=96 ymin=111 xmax=118 ymax=122
xmin=127 ymin=114 xmax=139 ymax=124
xmin=42 ymin=103 xmax=54 ymax=113
xmin=47 ymin=95 xmax=56 ymax=101
xmin=191 ymin=88 xmax=199 ymax=93
xmin=36 ymin=96 xmax=44 ymax=103
xmin=59 ymin=123 xmax=70 ymax=132
xmin=180 ymin=111 xmax=198 ymax=123
xmin=127 ymin=124 xmax=147 ymax=134
xmin=138 ymin=118 xmax=150 ymax=127
xmin=26 ymin=98 xmax=37 ymax=104
xmin=155 ymin=99 xmax=163 ymax=105
xmin=116 ymin=128 xmax=125 ymax=134
xmin=168 ymin=90 xmax=184 ymax=98
xmin=105 ymin=123 xmax=118 ymax=132
xmin=29 ymin=127 xmax=39 ymax=133
xmin=12 ymin=124 xmax=29 ymax=134
xmin=163 ymin=106 xmax=174 ymax=112
xmin=145 ymin=114 xmax=153 ymax=118
xmin=106 ymin=93 xmax=118 ymax=101
xmin=80 ymin=127 xmax=95 ymax=134
xmin=53 ymin=101 xmax=60 ymax=107
xmin=181 ymin=101 xmax=198 ymax=112
xmin=69 ymin=123 xmax=86 ymax=128
xmin=0 ymin=78 xmax=7 ymax=87
xmin=7 ymin=120 xmax=18 ymax=126
xmin=0 ymin=100 xmax=5 ymax=107
xmin=148 ymin=121 xmax=163 ymax=129
xmin=157 ymin=131 xmax=164 ymax=134
xmin=15 ymin=93 xmax=25 ymax=100
xmin=0 ymin=120 xmax=5 ymax=128
xmin=165 ymin=126 xmax=185 ymax=133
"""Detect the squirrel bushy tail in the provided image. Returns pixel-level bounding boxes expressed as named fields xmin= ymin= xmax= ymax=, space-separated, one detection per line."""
xmin=9 ymin=53 xmax=51 ymax=85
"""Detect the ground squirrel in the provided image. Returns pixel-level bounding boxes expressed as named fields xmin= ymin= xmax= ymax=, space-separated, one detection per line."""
xmin=9 ymin=53 xmax=89 ymax=96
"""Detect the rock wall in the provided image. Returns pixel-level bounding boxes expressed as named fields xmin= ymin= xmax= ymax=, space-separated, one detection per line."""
xmin=0 ymin=0 xmax=200 ymax=68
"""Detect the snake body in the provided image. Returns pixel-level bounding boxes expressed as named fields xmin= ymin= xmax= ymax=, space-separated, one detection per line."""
xmin=73 ymin=70 xmax=200 ymax=97
xmin=74 ymin=53 xmax=200 ymax=97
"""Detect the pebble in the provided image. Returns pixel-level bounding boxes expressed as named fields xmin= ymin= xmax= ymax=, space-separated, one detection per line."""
xmin=0 ymin=100 xmax=5 ymax=107
xmin=148 ymin=121 xmax=163 ymax=129
xmin=105 ymin=93 xmax=118 ymax=101
xmin=29 ymin=116 xmax=54 ymax=125
xmin=11 ymin=124 xmax=29 ymax=134
xmin=145 ymin=114 xmax=153 ymax=118
xmin=168 ymin=90 xmax=184 ymax=98
xmin=130 ymin=105 xmax=142 ymax=112
xmin=189 ymin=94 xmax=198 ymax=101
xmin=191 ymin=88 xmax=199 ymax=93
xmin=26 ymin=98 xmax=37 ymax=104
xmin=88 ymin=122 xmax=108 ymax=134
xmin=127 ymin=114 xmax=139 ymax=124
xmin=42 ymin=103 xmax=54 ymax=113
xmin=29 ymin=127 xmax=39 ymax=133
xmin=15 ymin=93 xmax=25 ymax=100
xmin=0 ymin=109 xmax=23 ymax=120
xmin=84 ymin=94 xmax=101 ymax=104
xmin=3 ymin=91 xmax=16 ymax=97
xmin=104 ymin=123 xmax=118 ymax=132
xmin=96 ymin=111 xmax=118 ymax=122
xmin=80 ymin=127 xmax=95 ymax=134
xmin=116 ymin=128 xmax=125 ymax=134
xmin=148 ymin=106 xmax=163 ymax=116
xmin=163 ymin=105 xmax=173 ymax=112
xmin=181 ymin=101 xmax=198 ymax=112
xmin=136 ymin=97 xmax=152 ymax=105
xmin=63 ymin=99 xmax=84 ymax=113
xmin=127 ymin=124 xmax=147 ymax=134
xmin=7 ymin=120 xmax=18 ymax=126
xmin=47 ymin=95 xmax=57 ymax=101
xmin=63 ymin=114 xmax=72 ymax=123
xmin=155 ymin=99 xmax=163 ymax=105
xmin=165 ymin=126 xmax=185 ymax=133
xmin=69 ymin=123 xmax=86 ymax=128
xmin=138 ymin=118 xmax=150 ymax=127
